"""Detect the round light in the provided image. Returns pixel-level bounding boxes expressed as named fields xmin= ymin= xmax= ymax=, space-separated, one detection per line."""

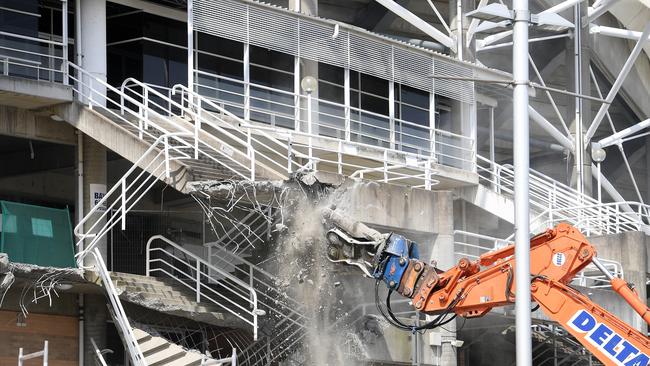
xmin=300 ymin=76 xmax=318 ymax=93
xmin=591 ymin=147 xmax=606 ymax=163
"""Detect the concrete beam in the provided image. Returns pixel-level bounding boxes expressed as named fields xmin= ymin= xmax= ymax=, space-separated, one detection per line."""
xmin=0 ymin=105 xmax=77 ymax=145
xmin=50 ymin=102 xmax=193 ymax=193
xmin=0 ymin=75 xmax=72 ymax=109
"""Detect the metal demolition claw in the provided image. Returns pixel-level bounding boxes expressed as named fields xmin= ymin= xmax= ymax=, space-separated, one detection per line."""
xmin=321 ymin=206 xmax=386 ymax=277
xmin=321 ymin=206 xmax=420 ymax=280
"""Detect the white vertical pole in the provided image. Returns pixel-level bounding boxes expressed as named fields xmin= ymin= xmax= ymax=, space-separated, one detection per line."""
xmin=512 ymin=0 xmax=532 ymax=364
xmin=196 ymin=260 xmax=201 ymax=303
xmin=187 ymin=0 xmax=194 ymax=92
xmin=307 ymin=92 xmax=313 ymax=165
xmin=389 ymin=81 xmax=396 ymax=149
xmin=597 ymin=162 xmax=602 ymax=202
xmin=344 ymin=67 xmax=351 ymax=141
xmin=43 ymin=341 xmax=49 ymax=366
xmin=389 ymin=46 xmax=396 ymax=149
xmin=244 ymin=43 xmax=251 ymax=121
xmin=573 ymin=4 xmax=584 ymax=199
xmin=294 ymin=56 xmax=301 ymax=132
xmin=244 ymin=8 xmax=251 ymax=121
xmin=489 ymin=107 xmax=495 ymax=163
xmin=62 ymin=0 xmax=68 ymax=85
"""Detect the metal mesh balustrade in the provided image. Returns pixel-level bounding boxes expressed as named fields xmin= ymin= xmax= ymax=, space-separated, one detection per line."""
xmin=108 ymin=210 xmax=209 ymax=274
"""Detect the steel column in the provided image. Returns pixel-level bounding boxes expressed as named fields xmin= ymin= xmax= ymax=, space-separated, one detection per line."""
xmin=512 ymin=0 xmax=532 ymax=365
xmin=584 ymin=23 xmax=650 ymax=144
xmin=187 ymin=0 xmax=193 ymax=92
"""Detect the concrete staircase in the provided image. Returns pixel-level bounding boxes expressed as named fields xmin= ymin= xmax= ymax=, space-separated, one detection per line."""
xmin=133 ymin=328 xmax=210 ymax=366
xmin=110 ymin=272 xmax=250 ymax=329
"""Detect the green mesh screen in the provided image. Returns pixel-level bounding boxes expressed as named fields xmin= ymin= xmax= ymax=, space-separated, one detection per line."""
xmin=0 ymin=201 xmax=76 ymax=268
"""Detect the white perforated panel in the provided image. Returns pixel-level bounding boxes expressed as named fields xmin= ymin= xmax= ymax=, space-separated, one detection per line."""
xmin=192 ymin=0 xmax=475 ymax=103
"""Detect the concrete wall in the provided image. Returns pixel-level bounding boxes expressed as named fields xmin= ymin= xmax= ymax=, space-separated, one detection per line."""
xmin=589 ymin=231 xmax=648 ymax=331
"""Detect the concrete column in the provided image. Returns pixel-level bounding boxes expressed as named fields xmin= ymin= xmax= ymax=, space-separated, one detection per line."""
xmin=82 ymin=135 xmax=107 ymax=266
xmin=80 ymin=0 xmax=107 ymax=105
xmin=589 ymin=232 xmax=647 ymax=331
xmin=429 ymin=192 xmax=457 ymax=366
xmin=83 ymin=294 xmax=108 ymax=365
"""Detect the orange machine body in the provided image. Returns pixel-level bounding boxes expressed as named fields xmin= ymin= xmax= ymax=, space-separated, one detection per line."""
xmin=399 ymin=223 xmax=650 ymax=366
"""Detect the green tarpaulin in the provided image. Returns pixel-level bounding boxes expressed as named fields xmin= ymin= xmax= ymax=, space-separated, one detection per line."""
xmin=0 ymin=201 xmax=76 ymax=268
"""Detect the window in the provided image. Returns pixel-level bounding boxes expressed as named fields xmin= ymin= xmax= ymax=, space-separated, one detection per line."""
xmin=396 ymin=84 xmax=430 ymax=154
xmin=31 ymin=217 xmax=53 ymax=238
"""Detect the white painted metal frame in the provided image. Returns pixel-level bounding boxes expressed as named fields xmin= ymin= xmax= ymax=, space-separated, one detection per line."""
xmin=146 ymin=235 xmax=259 ymax=340
xmin=18 ymin=341 xmax=49 ymax=366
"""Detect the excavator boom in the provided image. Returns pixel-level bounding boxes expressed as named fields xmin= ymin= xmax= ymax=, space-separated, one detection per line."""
xmin=323 ymin=207 xmax=650 ymax=366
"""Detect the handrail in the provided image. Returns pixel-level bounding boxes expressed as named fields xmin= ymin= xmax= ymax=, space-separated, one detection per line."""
xmin=146 ymin=235 xmax=259 ymax=340
xmin=73 ymin=132 xmax=193 ymax=263
xmin=193 ymin=69 xmax=475 ymax=169
xmin=90 ymin=249 xmax=146 ymax=366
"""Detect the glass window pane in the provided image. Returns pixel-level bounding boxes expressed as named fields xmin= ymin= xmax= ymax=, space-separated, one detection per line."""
xmin=360 ymin=93 xmax=388 ymax=115
xmin=400 ymin=84 xmax=429 ymax=109
xmin=360 ymin=74 xmax=388 ymax=97
xmin=350 ymin=70 xmax=359 ymax=90
xmin=250 ymin=46 xmax=293 ymax=72
xmin=319 ymin=82 xmax=344 ymax=104
xmin=401 ymin=105 xmax=428 ymax=125
xmin=318 ymin=63 xmax=343 ymax=85
xmin=197 ymin=32 xmax=243 ymax=60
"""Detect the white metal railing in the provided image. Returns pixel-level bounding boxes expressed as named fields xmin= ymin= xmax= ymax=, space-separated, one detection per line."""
xmin=146 ymin=235 xmax=260 ymax=340
xmin=68 ymin=60 xmax=284 ymax=365
xmin=476 ymin=155 xmax=650 ymax=235
xmin=173 ymin=82 xmax=446 ymax=190
xmin=73 ymin=132 xmax=193 ymax=262
xmin=90 ymin=248 xmax=146 ymax=366
xmin=18 ymin=341 xmax=48 ymax=366
xmin=205 ymin=244 xmax=307 ymax=366
xmin=453 ymin=230 xmax=624 ymax=289
xmin=194 ymin=69 xmax=475 ymax=171
xmin=0 ymin=31 xmax=68 ymax=83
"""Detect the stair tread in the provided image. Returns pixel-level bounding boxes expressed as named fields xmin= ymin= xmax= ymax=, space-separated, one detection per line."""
xmin=140 ymin=336 xmax=169 ymax=354
xmin=145 ymin=342 xmax=185 ymax=365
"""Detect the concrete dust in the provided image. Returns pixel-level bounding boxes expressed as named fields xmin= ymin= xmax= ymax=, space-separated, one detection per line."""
xmin=270 ymin=176 xmax=378 ymax=366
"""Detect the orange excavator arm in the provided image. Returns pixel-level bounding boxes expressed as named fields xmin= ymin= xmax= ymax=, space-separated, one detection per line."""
xmin=323 ymin=211 xmax=650 ymax=366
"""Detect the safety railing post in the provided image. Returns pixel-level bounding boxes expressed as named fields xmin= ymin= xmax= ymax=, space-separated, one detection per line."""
xmin=383 ymin=150 xmax=388 ymax=183
xmin=307 ymin=92 xmax=313 ymax=167
xmin=195 ymin=105 xmax=201 ymax=159
xmin=425 ymin=160 xmax=432 ymax=190
xmin=616 ymin=204 xmax=620 ymax=233
xmin=249 ymin=265 xmax=254 ymax=308
xmin=43 ymin=340 xmax=48 ymax=366
xmin=143 ymin=88 xmax=149 ymax=130
xmin=337 ymin=141 xmax=343 ymax=175
xmin=287 ymin=134 xmax=293 ymax=174
xmin=121 ymin=179 xmax=126 ymax=230
xmin=138 ymin=105 xmax=143 ymax=140
xmin=164 ymin=135 xmax=170 ymax=179
xmin=196 ymin=260 xmax=201 ymax=303
xmin=250 ymin=149 xmax=256 ymax=181
xmin=145 ymin=244 xmax=150 ymax=276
